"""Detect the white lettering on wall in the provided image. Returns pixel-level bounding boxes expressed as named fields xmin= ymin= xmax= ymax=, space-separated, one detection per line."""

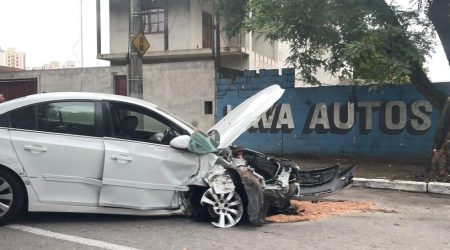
xmin=385 ymin=101 xmax=407 ymax=130
xmin=410 ymin=100 xmax=432 ymax=131
xmin=333 ymin=102 xmax=355 ymax=129
xmin=309 ymin=103 xmax=330 ymax=129
xmin=358 ymin=101 xmax=381 ymax=130
xmin=225 ymin=99 xmax=432 ymax=134
xmin=305 ymin=100 xmax=432 ymax=133
xmin=276 ymin=104 xmax=295 ymax=129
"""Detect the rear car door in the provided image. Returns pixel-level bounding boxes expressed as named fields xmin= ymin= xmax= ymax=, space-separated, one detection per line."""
xmin=8 ymin=101 xmax=105 ymax=206
xmin=99 ymin=102 xmax=199 ymax=210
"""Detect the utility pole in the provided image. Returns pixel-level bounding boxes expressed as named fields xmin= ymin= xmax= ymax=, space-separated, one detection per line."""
xmin=80 ymin=0 xmax=84 ymax=68
xmin=213 ymin=0 xmax=220 ymax=71
xmin=128 ymin=0 xmax=143 ymax=99
xmin=80 ymin=0 xmax=84 ymax=91
xmin=214 ymin=20 xmax=221 ymax=70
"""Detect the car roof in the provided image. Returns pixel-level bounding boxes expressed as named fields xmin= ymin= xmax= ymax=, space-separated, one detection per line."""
xmin=0 ymin=92 xmax=196 ymax=134
xmin=0 ymin=92 xmax=157 ymax=114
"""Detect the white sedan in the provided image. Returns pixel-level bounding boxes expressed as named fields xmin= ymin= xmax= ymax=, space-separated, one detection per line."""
xmin=0 ymin=85 xmax=354 ymax=228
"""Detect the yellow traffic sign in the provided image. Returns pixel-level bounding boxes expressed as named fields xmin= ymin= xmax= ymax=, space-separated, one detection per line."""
xmin=132 ymin=32 xmax=150 ymax=55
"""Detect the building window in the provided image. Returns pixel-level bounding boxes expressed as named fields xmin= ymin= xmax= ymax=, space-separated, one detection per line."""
xmin=142 ymin=8 xmax=165 ymax=34
xmin=202 ymin=11 xmax=213 ymax=48
xmin=204 ymin=101 xmax=213 ymax=114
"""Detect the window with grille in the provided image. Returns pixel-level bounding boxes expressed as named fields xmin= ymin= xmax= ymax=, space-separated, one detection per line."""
xmin=202 ymin=11 xmax=213 ymax=48
xmin=142 ymin=8 xmax=165 ymax=34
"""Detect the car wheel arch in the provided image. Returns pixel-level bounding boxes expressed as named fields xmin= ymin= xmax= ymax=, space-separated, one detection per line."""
xmin=0 ymin=164 xmax=28 ymax=211
xmin=230 ymin=168 xmax=266 ymax=226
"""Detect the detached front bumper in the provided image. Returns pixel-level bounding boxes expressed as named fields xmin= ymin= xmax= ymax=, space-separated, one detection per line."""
xmin=293 ymin=164 xmax=356 ymax=199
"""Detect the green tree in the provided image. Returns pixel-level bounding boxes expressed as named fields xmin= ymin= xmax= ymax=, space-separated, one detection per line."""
xmin=218 ymin=0 xmax=450 ymax=180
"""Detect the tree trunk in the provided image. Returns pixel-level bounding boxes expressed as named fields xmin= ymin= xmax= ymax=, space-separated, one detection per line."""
xmin=410 ymin=63 xmax=447 ymax=109
xmin=427 ymin=0 xmax=450 ymax=181
xmin=370 ymin=0 xmax=450 ymax=180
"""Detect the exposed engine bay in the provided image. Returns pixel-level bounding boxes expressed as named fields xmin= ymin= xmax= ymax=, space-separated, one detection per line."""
xmin=222 ymin=146 xmax=301 ymax=212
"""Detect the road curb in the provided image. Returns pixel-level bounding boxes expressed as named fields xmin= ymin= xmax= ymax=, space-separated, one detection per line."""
xmin=352 ymin=178 xmax=450 ymax=194
xmin=428 ymin=182 xmax=450 ymax=194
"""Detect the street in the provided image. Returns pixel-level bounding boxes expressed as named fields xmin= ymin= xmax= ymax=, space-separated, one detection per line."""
xmin=1 ymin=187 xmax=449 ymax=250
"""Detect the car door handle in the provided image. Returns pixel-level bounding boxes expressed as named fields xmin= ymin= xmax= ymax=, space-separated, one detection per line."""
xmin=24 ymin=145 xmax=47 ymax=153
xmin=111 ymin=154 xmax=132 ymax=163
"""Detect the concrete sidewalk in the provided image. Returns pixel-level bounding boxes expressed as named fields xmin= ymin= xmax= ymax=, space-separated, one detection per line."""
xmin=352 ymin=178 xmax=450 ymax=194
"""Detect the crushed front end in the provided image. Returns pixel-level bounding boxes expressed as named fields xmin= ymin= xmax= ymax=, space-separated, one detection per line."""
xmin=216 ymin=146 xmax=356 ymax=225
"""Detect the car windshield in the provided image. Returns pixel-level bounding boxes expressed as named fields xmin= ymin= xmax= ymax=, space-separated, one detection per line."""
xmin=188 ymin=130 xmax=219 ymax=155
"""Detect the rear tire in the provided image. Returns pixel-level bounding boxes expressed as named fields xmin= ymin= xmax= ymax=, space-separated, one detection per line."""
xmin=0 ymin=168 xmax=26 ymax=225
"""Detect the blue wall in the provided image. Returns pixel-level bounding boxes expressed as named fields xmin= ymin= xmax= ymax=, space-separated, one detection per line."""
xmin=216 ymin=69 xmax=450 ymax=160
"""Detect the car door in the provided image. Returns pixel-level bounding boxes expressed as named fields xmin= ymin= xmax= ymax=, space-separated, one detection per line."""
xmin=99 ymin=101 xmax=199 ymax=210
xmin=9 ymin=101 xmax=105 ymax=206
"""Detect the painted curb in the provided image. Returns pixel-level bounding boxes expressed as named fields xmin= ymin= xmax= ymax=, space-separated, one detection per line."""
xmin=428 ymin=182 xmax=450 ymax=195
xmin=353 ymin=178 xmax=428 ymax=193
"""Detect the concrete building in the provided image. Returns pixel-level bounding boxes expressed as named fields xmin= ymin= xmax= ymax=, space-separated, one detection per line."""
xmin=34 ymin=60 xmax=77 ymax=70
xmin=0 ymin=0 xmax=338 ymax=131
xmin=99 ymin=0 xmax=288 ymax=71
xmin=2 ymin=48 xmax=26 ymax=70
xmin=0 ymin=62 xmax=215 ymax=131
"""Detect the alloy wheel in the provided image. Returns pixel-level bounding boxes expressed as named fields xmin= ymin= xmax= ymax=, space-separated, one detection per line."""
xmin=0 ymin=176 xmax=13 ymax=218
xmin=200 ymin=188 xmax=243 ymax=228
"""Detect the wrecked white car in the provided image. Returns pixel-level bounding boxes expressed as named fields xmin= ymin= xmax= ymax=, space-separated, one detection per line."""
xmin=0 ymin=85 xmax=354 ymax=228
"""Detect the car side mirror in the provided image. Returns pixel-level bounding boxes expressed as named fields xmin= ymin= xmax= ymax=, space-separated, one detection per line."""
xmin=169 ymin=135 xmax=190 ymax=150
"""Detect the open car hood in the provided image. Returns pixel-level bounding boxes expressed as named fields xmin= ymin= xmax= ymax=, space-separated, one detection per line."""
xmin=208 ymin=85 xmax=285 ymax=149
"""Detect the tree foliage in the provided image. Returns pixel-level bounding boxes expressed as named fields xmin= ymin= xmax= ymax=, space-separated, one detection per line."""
xmin=220 ymin=0 xmax=437 ymax=86
xmin=218 ymin=0 xmax=450 ymax=179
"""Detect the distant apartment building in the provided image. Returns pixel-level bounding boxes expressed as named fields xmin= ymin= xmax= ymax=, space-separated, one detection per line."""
xmin=99 ymin=0 xmax=289 ymax=71
xmin=38 ymin=60 xmax=76 ymax=70
xmin=64 ymin=60 xmax=76 ymax=68
xmin=41 ymin=61 xmax=62 ymax=70
xmin=1 ymin=48 xmax=26 ymax=70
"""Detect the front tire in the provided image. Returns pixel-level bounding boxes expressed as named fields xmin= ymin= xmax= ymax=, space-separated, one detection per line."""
xmin=0 ymin=168 xmax=26 ymax=225
xmin=200 ymin=188 xmax=244 ymax=228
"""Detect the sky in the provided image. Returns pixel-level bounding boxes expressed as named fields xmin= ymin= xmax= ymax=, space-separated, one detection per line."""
xmin=0 ymin=0 xmax=110 ymax=68
xmin=0 ymin=0 xmax=449 ymax=82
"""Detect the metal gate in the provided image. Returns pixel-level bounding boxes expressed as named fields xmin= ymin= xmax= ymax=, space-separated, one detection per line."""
xmin=0 ymin=78 xmax=38 ymax=101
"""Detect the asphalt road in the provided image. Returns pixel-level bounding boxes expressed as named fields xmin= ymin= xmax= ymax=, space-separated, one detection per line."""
xmin=1 ymin=187 xmax=449 ymax=250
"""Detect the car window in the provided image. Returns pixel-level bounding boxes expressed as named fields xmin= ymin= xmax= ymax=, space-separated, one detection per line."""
xmin=37 ymin=102 xmax=96 ymax=137
xmin=10 ymin=105 xmax=36 ymax=130
xmin=0 ymin=114 xmax=8 ymax=127
xmin=109 ymin=102 xmax=182 ymax=144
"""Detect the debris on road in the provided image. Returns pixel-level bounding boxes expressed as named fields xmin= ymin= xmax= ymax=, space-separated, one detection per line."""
xmin=266 ymin=200 xmax=390 ymax=223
